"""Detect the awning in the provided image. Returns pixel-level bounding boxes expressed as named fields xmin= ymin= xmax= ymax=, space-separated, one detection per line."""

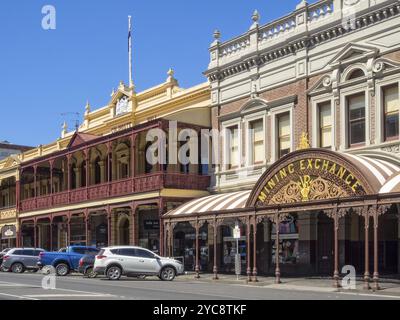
xmin=165 ymin=190 xmax=251 ymax=217
xmin=165 ymin=150 xmax=400 ymax=218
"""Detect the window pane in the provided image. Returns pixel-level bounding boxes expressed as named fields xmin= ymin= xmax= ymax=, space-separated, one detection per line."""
xmin=348 ymin=94 xmax=366 ymax=145
xmin=350 ymin=120 xmax=365 ymax=145
xmin=384 ymin=85 xmax=399 ymax=113
xmin=384 ymin=85 xmax=399 ymax=140
xmin=278 ymin=113 xmax=290 ymax=157
xmin=386 ymin=113 xmax=399 ymax=139
xmin=319 ymin=102 xmax=332 ymax=148
xmin=227 ymin=126 xmax=239 ymax=168
xmin=319 ymin=103 xmax=331 ymax=127
xmin=321 ymin=128 xmax=332 ymax=148
xmin=254 ymin=141 xmax=264 ymax=163
xmin=278 ymin=114 xmax=290 ymax=136
xmin=250 ymin=120 xmax=264 ymax=164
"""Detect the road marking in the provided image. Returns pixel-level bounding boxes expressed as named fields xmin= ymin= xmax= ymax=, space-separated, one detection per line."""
xmin=339 ymin=292 xmax=400 ymax=299
xmin=0 ymin=292 xmax=38 ymax=300
xmin=25 ymin=294 xmax=113 ymax=298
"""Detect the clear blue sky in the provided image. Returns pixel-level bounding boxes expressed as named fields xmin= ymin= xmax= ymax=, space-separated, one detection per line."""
xmin=0 ymin=0 xmax=314 ymax=147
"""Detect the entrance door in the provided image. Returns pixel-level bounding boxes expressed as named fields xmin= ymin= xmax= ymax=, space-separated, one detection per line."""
xmin=317 ymin=213 xmax=333 ymax=275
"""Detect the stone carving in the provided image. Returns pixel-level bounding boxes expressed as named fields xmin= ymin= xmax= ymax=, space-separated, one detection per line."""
xmin=116 ymin=96 xmax=129 ymax=116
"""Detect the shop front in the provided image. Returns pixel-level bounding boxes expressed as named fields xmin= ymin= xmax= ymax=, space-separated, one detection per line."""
xmin=0 ymin=224 xmax=17 ymax=249
xmin=163 ymin=149 xmax=400 ymax=289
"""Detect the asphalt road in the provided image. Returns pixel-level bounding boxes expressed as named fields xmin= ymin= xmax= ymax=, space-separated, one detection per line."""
xmin=0 ymin=272 xmax=397 ymax=300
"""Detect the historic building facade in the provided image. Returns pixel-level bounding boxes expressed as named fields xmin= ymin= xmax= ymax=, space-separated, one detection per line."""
xmin=13 ymin=72 xmax=211 ymax=255
xmin=163 ymin=0 xmax=400 ymax=289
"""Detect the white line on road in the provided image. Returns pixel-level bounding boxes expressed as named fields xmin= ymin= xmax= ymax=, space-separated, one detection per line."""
xmin=0 ymin=292 xmax=38 ymax=300
xmin=25 ymin=294 xmax=113 ymax=298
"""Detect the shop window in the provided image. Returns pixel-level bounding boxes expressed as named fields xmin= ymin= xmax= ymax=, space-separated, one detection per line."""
xmin=318 ymin=102 xmax=332 ymax=148
xmin=271 ymin=215 xmax=299 ymax=265
xmin=347 ymin=93 xmax=366 ymax=147
xmin=250 ymin=119 xmax=264 ymax=165
xmin=278 ymin=113 xmax=291 ymax=157
xmin=221 ymin=225 xmax=246 ymax=273
xmin=383 ymin=84 xmax=399 ymax=141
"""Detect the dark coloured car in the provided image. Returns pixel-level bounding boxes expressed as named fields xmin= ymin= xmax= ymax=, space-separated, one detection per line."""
xmin=2 ymin=248 xmax=45 ymax=273
xmin=0 ymin=248 xmax=11 ymax=270
xmin=78 ymin=254 xmax=97 ymax=278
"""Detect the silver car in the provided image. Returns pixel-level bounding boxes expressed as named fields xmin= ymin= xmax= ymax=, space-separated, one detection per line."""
xmin=94 ymin=246 xmax=184 ymax=281
xmin=2 ymin=248 xmax=45 ymax=273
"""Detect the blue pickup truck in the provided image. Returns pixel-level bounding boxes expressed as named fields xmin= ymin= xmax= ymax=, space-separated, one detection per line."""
xmin=38 ymin=246 xmax=100 ymax=276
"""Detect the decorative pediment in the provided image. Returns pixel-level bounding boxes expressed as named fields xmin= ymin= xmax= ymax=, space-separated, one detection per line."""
xmin=307 ymin=74 xmax=333 ymax=95
xmin=67 ymin=132 xmax=99 ymax=149
xmin=370 ymin=57 xmax=400 ymax=74
xmin=327 ymin=43 xmax=379 ymax=68
xmin=3 ymin=155 xmax=20 ymax=168
xmin=239 ymin=98 xmax=268 ymax=115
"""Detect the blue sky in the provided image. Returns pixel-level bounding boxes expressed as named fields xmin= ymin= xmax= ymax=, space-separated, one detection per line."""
xmin=0 ymin=0 xmax=314 ymax=146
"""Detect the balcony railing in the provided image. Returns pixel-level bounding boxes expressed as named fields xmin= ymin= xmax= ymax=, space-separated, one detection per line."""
xmin=20 ymin=172 xmax=210 ymax=212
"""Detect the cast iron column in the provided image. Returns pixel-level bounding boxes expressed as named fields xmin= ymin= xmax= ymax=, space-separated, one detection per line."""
xmin=195 ymin=220 xmax=200 ymax=279
xmin=333 ymin=213 xmax=340 ymax=288
xmin=253 ymin=218 xmax=258 ymax=282
xmin=373 ymin=207 xmax=380 ymax=291
xmin=246 ymin=218 xmax=251 ymax=282
xmin=213 ymin=219 xmax=218 ymax=280
xmin=364 ymin=207 xmax=371 ymax=290
xmin=33 ymin=220 xmax=37 ymax=248
xmin=275 ymin=213 xmax=281 ymax=284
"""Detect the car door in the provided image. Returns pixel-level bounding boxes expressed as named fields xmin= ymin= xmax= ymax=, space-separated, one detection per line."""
xmin=135 ymin=249 xmax=160 ymax=274
xmin=70 ymin=247 xmax=85 ymax=269
xmin=23 ymin=250 xmax=36 ymax=268
xmin=117 ymin=248 xmax=141 ymax=273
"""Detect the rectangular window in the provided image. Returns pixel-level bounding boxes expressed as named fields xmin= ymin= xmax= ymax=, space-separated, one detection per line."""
xmin=318 ymin=102 xmax=332 ymax=148
xmin=383 ymin=84 xmax=399 ymax=141
xmin=227 ymin=125 xmax=239 ymax=169
xmin=250 ymin=120 xmax=264 ymax=164
xmin=278 ymin=113 xmax=291 ymax=157
xmin=347 ymin=93 xmax=366 ymax=146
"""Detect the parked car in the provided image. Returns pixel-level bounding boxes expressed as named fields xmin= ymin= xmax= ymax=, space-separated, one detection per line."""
xmin=0 ymin=248 xmax=11 ymax=269
xmin=78 ymin=254 xmax=97 ymax=278
xmin=1 ymin=248 xmax=45 ymax=273
xmin=38 ymin=246 xmax=100 ymax=276
xmin=93 ymin=246 xmax=184 ymax=281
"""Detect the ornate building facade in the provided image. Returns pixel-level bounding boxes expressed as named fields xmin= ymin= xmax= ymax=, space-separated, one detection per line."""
xmin=8 ymin=72 xmax=211 ymax=255
xmin=164 ymin=0 xmax=400 ymax=289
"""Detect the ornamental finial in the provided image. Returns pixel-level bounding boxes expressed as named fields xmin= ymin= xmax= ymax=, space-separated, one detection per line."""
xmin=297 ymin=132 xmax=310 ymax=150
xmin=213 ymin=29 xmax=221 ymax=40
xmin=252 ymin=10 xmax=260 ymax=23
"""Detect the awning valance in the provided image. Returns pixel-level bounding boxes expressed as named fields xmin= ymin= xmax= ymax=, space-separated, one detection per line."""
xmin=165 ymin=190 xmax=251 ymax=217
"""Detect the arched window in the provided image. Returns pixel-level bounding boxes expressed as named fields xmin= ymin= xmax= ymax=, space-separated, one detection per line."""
xmin=347 ymin=69 xmax=365 ymax=81
xmin=94 ymin=156 xmax=101 ymax=184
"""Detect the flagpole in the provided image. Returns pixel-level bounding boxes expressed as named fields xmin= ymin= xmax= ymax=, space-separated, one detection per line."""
xmin=128 ymin=15 xmax=133 ymax=88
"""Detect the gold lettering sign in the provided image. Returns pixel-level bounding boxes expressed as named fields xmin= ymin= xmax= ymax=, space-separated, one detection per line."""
xmin=257 ymin=158 xmax=363 ymax=204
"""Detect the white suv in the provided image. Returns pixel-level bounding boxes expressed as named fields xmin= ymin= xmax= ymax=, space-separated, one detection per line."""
xmin=93 ymin=246 xmax=184 ymax=281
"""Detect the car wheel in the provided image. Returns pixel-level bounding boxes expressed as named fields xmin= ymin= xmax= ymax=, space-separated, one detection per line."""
xmin=106 ymin=266 xmax=122 ymax=280
xmin=11 ymin=263 xmax=24 ymax=274
xmin=85 ymin=267 xmax=97 ymax=279
xmin=160 ymin=267 xmax=176 ymax=281
xmin=55 ymin=263 xmax=69 ymax=276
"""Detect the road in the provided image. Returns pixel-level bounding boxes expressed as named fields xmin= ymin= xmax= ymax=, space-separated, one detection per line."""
xmin=0 ymin=272 xmax=397 ymax=300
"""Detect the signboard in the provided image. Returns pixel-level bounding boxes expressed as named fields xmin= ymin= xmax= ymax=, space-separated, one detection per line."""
xmin=1 ymin=225 xmax=16 ymax=239
xmin=144 ymin=220 xmax=160 ymax=230
xmin=233 ymin=226 xmax=241 ymax=239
